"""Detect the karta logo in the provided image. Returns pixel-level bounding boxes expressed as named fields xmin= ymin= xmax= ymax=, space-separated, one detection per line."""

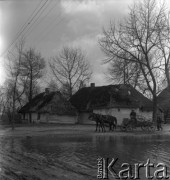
xmin=97 ymin=158 xmax=169 ymax=179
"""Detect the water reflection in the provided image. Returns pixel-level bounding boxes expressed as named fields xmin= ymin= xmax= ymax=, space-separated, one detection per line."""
xmin=22 ymin=134 xmax=170 ymax=179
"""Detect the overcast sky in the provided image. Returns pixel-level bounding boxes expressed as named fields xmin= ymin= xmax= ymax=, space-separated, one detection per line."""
xmin=0 ymin=0 xmax=140 ymax=86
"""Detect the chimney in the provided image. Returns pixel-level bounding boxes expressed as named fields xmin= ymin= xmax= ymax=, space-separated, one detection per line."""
xmin=45 ymin=88 xmax=50 ymax=94
xmin=90 ymin=83 xmax=95 ymax=88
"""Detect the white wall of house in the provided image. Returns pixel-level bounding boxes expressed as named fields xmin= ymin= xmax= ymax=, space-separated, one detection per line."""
xmin=23 ymin=113 xmax=77 ymax=124
xmin=32 ymin=113 xmax=39 ymax=122
xmin=21 ymin=113 xmax=28 ymax=123
xmin=94 ymin=108 xmax=152 ymax=125
xmin=39 ymin=113 xmax=49 ymax=123
xmin=39 ymin=113 xmax=77 ymax=124
xmin=23 ymin=113 xmax=40 ymax=123
xmin=77 ymin=112 xmax=95 ymax=124
xmin=138 ymin=111 xmax=152 ymax=120
xmin=48 ymin=114 xmax=76 ymax=124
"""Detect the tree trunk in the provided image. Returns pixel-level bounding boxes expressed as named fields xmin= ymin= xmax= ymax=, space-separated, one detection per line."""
xmin=29 ymin=71 xmax=33 ymax=123
xmin=152 ymin=95 xmax=157 ymax=122
xmin=11 ymin=81 xmax=17 ymax=130
xmin=11 ymin=108 xmax=15 ymax=130
xmin=165 ymin=67 xmax=170 ymax=91
xmin=123 ymin=62 xmax=126 ymax=84
xmin=12 ymin=94 xmax=15 ymax=130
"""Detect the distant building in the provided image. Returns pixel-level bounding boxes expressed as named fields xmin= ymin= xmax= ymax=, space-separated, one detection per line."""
xmin=70 ymin=83 xmax=153 ymax=125
xmin=18 ymin=88 xmax=77 ymax=124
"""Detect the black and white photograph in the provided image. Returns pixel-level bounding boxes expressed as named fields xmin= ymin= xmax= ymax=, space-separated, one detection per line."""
xmin=0 ymin=0 xmax=170 ymax=179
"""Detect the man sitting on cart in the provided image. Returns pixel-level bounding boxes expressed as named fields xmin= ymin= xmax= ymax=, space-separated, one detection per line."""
xmin=130 ymin=110 xmax=137 ymax=127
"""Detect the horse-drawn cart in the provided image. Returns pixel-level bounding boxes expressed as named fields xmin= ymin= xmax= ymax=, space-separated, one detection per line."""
xmin=120 ymin=115 xmax=155 ymax=132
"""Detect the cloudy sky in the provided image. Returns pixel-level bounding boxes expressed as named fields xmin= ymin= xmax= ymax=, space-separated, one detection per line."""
xmin=0 ymin=0 xmax=138 ymax=86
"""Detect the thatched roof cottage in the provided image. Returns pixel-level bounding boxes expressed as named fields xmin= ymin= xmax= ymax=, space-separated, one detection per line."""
xmin=70 ymin=84 xmax=153 ymax=125
xmin=19 ymin=88 xmax=77 ymax=124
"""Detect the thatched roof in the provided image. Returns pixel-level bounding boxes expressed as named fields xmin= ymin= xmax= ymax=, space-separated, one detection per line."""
xmin=19 ymin=91 xmax=76 ymax=115
xmin=70 ymin=84 xmax=153 ymax=112
xmin=158 ymin=87 xmax=170 ymax=111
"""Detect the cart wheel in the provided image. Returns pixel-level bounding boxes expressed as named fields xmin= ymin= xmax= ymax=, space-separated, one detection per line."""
xmin=126 ymin=125 xmax=133 ymax=131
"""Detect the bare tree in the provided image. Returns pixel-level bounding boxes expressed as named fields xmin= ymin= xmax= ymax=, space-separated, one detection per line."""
xmin=49 ymin=46 xmax=92 ymax=99
xmin=157 ymin=12 xmax=170 ymax=90
xmin=99 ymin=0 xmax=166 ymax=121
xmin=106 ymin=53 xmax=142 ymax=88
xmin=0 ymin=86 xmax=6 ymax=120
xmin=5 ymin=39 xmax=26 ymax=129
xmin=20 ymin=48 xmax=45 ymax=122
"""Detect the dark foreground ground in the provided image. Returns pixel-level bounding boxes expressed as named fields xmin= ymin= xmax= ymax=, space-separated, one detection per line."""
xmin=0 ymin=123 xmax=169 ymax=180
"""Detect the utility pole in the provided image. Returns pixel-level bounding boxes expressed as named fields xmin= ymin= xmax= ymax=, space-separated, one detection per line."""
xmin=29 ymin=49 xmax=33 ymax=123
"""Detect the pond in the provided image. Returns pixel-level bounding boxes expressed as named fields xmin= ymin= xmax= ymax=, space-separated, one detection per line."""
xmin=19 ymin=134 xmax=170 ymax=179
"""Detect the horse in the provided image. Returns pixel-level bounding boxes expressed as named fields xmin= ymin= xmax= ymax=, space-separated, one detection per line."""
xmin=88 ymin=113 xmax=106 ymax=132
xmin=101 ymin=114 xmax=117 ymax=131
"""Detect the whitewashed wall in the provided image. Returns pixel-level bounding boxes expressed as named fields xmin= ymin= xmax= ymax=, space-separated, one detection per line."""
xmin=77 ymin=112 xmax=95 ymax=124
xmin=24 ymin=113 xmax=39 ymax=123
xmin=138 ymin=111 xmax=152 ymax=120
xmin=22 ymin=113 xmax=39 ymax=123
xmin=39 ymin=113 xmax=49 ymax=123
xmin=32 ymin=113 xmax=39 ymax=122
xmin=48 ymin=114 xmax=76 ymax=124
xmin=21 ymin=113 xmax=29 ymax=123
xmin=23 ymin=113 xmax=76 ymax=124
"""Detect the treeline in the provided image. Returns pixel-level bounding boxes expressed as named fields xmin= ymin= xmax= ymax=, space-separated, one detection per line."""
xmin=0 ymin=39 xmax=92 ymax=127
